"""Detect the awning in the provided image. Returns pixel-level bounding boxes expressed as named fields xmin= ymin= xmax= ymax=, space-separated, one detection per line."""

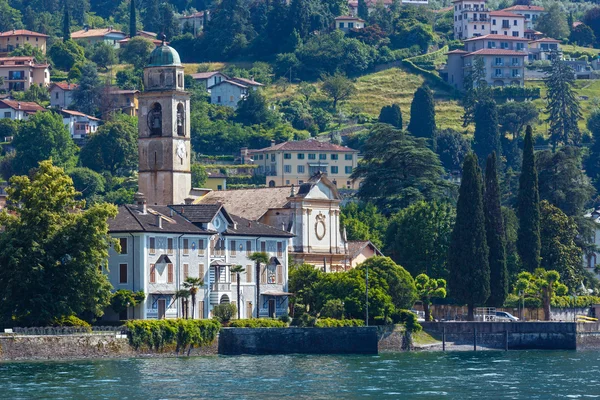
xmin=269 ymin=256 xmax=282 ymax=266
xmin=211 ymin=260 xmax=233 ymax=266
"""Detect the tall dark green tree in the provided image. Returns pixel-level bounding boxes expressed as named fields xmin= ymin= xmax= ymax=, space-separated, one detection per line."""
xmin=473 ymin=98 xmax=500 ymax=167
xmin=545 ymin=61 xmax=582 ymax=150
xmin=462 ymin=56 xmax=491 ymax=127
xmin=63 ymin=4 xmax=71 ymax=41
xmin=407 ymin=85 xmax=436 ymax=149
xmin=73 ymin=62 xmax=102 ymax=116
xmin=584 ymin=110 xmax=600 ymax=191
xmin=484 ymin=152 xmax=507 ymax=307
xmin=358 ymin=0 xmax=369 ymax=20
xmin=517 ymin=126 xmax=541 ymax=272
xmin=378 ymin=104 xmax=402 ymax=128
xmin=130 ymin=0 xmax=137 ymax=38
xmin=448 ymin=153 xmax=490 ymax=320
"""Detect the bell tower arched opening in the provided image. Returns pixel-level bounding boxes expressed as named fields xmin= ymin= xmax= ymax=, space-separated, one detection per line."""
xmin=148 ymin=103 xmax=162 ymax=136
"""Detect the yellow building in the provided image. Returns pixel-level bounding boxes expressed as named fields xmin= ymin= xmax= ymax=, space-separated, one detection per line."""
xmin=101 ymin=88 xmax=139 ymax=118
xmin=205 ymin=172 xmax=227 ymax=191
xmin=0 ymin=30 xmax=49 ymax=57
xmin=242 ymin=139 xmax=360 ymax=189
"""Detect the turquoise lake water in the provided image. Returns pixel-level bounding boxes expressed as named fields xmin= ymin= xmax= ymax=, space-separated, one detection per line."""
xmin=1 ymin=351 xmax=600 ymax=399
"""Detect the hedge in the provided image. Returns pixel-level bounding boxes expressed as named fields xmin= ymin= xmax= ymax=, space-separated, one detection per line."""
xmin=491 ymin=85 xmax=540 ymax=99
xmin=125 ymin=319 xmax=221 ymax=351
xmin=314 ymin=318 xmax=365 ymax=327
xmin=228 ymin=319 xmax=287 ymax=328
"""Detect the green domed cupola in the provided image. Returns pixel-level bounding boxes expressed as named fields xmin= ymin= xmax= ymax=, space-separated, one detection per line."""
xmin=147 ymin=39 xmax=182 ymax=67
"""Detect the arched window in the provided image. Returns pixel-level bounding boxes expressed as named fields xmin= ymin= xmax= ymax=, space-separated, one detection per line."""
xmin=148 ymin=103 xmax=162 ymax=136
xmin=268 ymin=180 xmax=276 ymax=187
xmin=176 ymin=103 xmax=185 ymax=136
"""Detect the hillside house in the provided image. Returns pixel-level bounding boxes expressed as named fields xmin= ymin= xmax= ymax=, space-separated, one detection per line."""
xmin=0 ymin=29 xmax=49 ymax=57
xmin=0 ymin=99 xmax=45 ymax=120
xmin=335 ymin=16 xmax=365 ymax=31
xmin=71 ymin=27 xmax=127 ymax=48
xmin=0 ymin=56 xmax=49 ymax=92
xmin=209 ymin=78 xmax=263 ymax=109
xmin=178 ymin=11 xmax=208 ymax=36
xmin=190 ymin=71 xmax=228 ymax=91
xmin=528 ymin=38 xmax=561 ymax=62
xmin=502 ymin=5 xmax=545 ymax=30
xmin=49 ymin=82 xmax=78 ymax=109
xmin=59 ymin=109 xmax=100 ymax=139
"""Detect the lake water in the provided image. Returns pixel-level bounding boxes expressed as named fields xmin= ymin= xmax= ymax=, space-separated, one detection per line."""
xmin=1 ymin=351 xmax=600 ymax=399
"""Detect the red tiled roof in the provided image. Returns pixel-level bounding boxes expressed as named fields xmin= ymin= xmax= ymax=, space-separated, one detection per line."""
xmin=502 ymin=5 xmax=544 ymax=12
xmin=464 ymin=34 xmax=528 ymax=42
xmin=179 ymin=11 xmax=205 ymax=19
xmin=71 ymin=28 xmax=126 ymax=39
xmin=60 ymin=109 xmax=101 ymax=121
xmin=335 ymin=16 xmax=365 ymax=22
xmin=0 ymin=99 xmax=45 ymax=113
xmin=250 ymin=138 xmax=357 ymax=153
xmin=489 ymin=11 xmax=525 ymax=17
xmin=0 ymin=56 xmax=34 ymax=62
xmin=446 ymin=49 xmax=469 ymax=54
xmin=50 ymin=82 xmax=79 ymax=91
xmin=529 ymin=38 xmax=561 ymax=43
xmin=0 ymin=29 xmax=49 ymax=38
xmin=573 ymin=21 xmax=583 ymax=28
xmin=464 ymin=48 xmax=528 ymax=56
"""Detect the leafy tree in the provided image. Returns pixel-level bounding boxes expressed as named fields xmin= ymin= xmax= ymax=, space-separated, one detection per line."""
xmin=175 ymin=289 xmax=190 ymax=319
xmin=407 ymin=85 xmax=436 ymax=149
xmin=502 ymin=206 xmax=521 ymax=286
xmin=80 ymin=115 xmax=138 ymax=176
xmin=120 ymin=36 xmax=154 ymax=70
xmin=116 ymin=67 xmax=143 ymax=90
xmin=297 ymin=82 xmax=316 ymax=101
xmin=517 ymin=126 xmax=541 ymax=272
xmin=536 ymin=146 xmax=595 ymax=216
xmin=69 ymin=167 xmax=106 ymax=202
xmin=545 ymin=61 xmax=582 ymax=150
xmin=9 ymin=43 xmax=47 ymax=63
xmin=63 ymin=4 xmax=70 ymax=41
xmin=183 ymin=277 xmax=203 ymax=319
xmin=231 ymin=265 xmax=245 ymax=319
xmin=484 ymin=153 xmax=507 ymax=307
xmin=89 ymin=42 xmax=117 ymax=70
xmin=473 ymin=98 xmax=500 ymax=166
xmin=341 ymin=202 xmax=388 ymax=249
xmin=347 ymin=24 xmax=389 ymax=47
xmin=497 ymin=101 xmax=539 ymax=141
xmin=48 ymin=40 xmax=85 ymax=71
xmin=12 ymin=111 xmax=77 ymax=176
xmin=0 ymin=160 xmax=117 ymax=326
xmin=358 ymin=0 xmax=369 ymax=20
xmin=584 ymin=110 xmax=600 ymax=191
xmin=249 ymin=252 xmax=269 ymax=318
xmin=235 ymin=89 xmax=273 ymax=125
xmin=513 ymin=269 xmax=568 ymax=321
xmin=191 ymin=164 xmax=208 ymax=188
xmin=0 ymin=0 xmax=22 ymax=32
xmin=462 ymin=56 xmax=491 ymax=127
xmin=20 ymin=83 xmax=50 ymax=104
xmin=415 ymin=274 xmax=446 ymax=321
xmin=583 ymin=8 xmax=600 ymax=45
xmin=289 ymin=263 xmax=324 ymax=313
xmin=448 ymin=153 xmax=490 ymax=320
xmin=320 ymin=72 xmax=356 ymax=109
xmin=378 ymin=104 xmax=402 ymax=128
xmin=435 ymin=128 xmax=471 ymax=172
xmin=570 ymin=23 xmax=595 ymax=47
xmin=391 ymin=21 xmax=434 ymax=53
xmin=385 ymin=201 xmax=455 ymax=279
xmin=130 ymin=0 xmax=137 ymax=38
xmin=202 ymin=0 xmax=255 ymax=59
xmin=351 ymin=124 xmax=450 ymax=214
xmin=535 ymin=2 xmax=569 ymax=40
xmin=111 ymin=289 xmax=145 ymax=318
xmin=73 ymin=62 xmax=102 ymax=116
xmin=539 ymin=200 xmax=584 ymax=291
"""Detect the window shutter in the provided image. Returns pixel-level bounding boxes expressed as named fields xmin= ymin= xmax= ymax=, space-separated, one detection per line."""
xmin=168 ymin=263 xmax=174 ymax=283
xmin=119 ymin=263 xmax=128 ymax=284
xmin=150 ymin=264 xmax=156 ymax=283
xmin=183 ymin=239 xmax=189 ymax=255
xmin=199 ymin=239 xmax=205 ymax=255
xmin=199 ymin=301 xmax=205 ymax=319
xmin=149 ymin=237 xmax=156 ymax=254
xmin=199 ymin=263 xmax=205 ymax=280
xmin=231 ymin=270 xmax=236 ymax=283
xmin=246 ymin=265 xmax=252 ymax=283
xmin=260 ymin=265 xmax=266 ymax=284
xmin=246 ymin=240 xmax=251 ymax=255
xmin=183 ymin=263 xmax=189 ymax=280
xmin=231 ymin=240 xmax=236 ymax=256
xmin=277 ymin=265 xmax=283 ymax=284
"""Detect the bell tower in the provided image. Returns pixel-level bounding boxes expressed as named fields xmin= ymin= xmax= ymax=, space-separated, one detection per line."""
xmin=138 ymin=40 xmax=191 ymax=206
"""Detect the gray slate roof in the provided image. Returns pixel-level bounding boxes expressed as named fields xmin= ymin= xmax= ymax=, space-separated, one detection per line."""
xmin=109 ymin=205 xmax=208 ymax=234
xmin=226 ymin=215 xmax=294 ymax=238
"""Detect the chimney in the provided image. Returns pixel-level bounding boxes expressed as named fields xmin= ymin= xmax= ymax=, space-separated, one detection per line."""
xmin=270 ymin=140 xmax=275 ymax=148
xmin=17 ymin=102 xmax=21 ymax=110
xmin=156 ymin=214 xmax=163 ymax=229
xmin=184 ymin=197 xmax=194 ymax=205
xmin=290 ymin=184 xmax=295 ymax=197
xmin=134 ymin=192 xmax=147 ymax=214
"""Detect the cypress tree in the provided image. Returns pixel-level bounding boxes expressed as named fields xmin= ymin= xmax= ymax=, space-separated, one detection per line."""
xmin=378 ymin=104 xmax=402 ymax=128
xmin=517 ymin=126 xmax=541 ymax=272
xmin=63 ymin=5 xmax=71 ymax=42
xmin=407 ymin=85 xmax=437 ymax=149
xmin=358 ymin=0 xmax=369 ymax=20
xmin=130 ymin=0 xmax=137 ymax=38
xmin=473 ymin=98 xmax=500 ymax=167
xmin=448 ymin=153 xmax=490 ymax=320
xmin=484 ymin=152 xmax=507 ymax=307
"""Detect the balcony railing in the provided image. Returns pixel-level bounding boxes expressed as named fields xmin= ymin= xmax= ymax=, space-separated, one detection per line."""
xmin=211 ymin=282 xmax=231 ymax=292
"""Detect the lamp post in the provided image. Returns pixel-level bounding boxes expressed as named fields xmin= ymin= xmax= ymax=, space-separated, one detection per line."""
xmin=365 ymin=262 xmax=369 ymax=327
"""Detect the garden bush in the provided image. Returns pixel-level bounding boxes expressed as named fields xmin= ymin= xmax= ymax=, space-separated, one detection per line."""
xmin=314 ymin=318 xmax=365 ymax=327
xmin=51 ymin=315 xmax=91 ymax=331
xmin=228 ymin=319 xmax=287 ymax=328
xmin=125 ymin=319 xmax=221 ymax=351
xmin=391 ymin=310 xmax=422 ymax=333
xmin=213 ymin=303 xmax=237 ymax=323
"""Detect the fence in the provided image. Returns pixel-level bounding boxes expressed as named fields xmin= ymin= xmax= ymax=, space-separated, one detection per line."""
xmin=6 ymin=326 xmax=127 ymax=336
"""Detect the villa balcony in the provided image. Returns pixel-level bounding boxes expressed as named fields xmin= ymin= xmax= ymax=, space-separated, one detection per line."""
xmin=212 ymin=282 xmax=231 ymax=292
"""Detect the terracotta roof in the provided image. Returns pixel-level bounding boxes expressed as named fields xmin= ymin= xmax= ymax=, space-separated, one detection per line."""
xmin=199 ymin=187 xmax=292 ymax=220
xmin=0 ymin=99 xmax=45 ymax=113
xmin=50 ymin=82 xmax=79 ymax=91
xmin=573 ymin=21 xmax=583 ymax=28
xmin=0 ymin=56 xmax=34 ymax=62
xmin=347 ymin=240 xmax=382 ymax=259
xmin=335 ymin=16 xmax=365 ymax=22
xmin=59 ymin=109 xmax=101 ymax=121
xmin=179 ymin=11 xmax=205 ymax=19
xmin=71 ymin=28 xmax=126 ymax=39
xmin=529 ymin=38 xmax=561 ymax=43
xmin=446 ymin=49 xmax=469 ymax=55
xmin=191 ymin=71 xmax=226 ymax=80
xmin=0 ymin=29 xmax=49 ymax=38
xmin=464 ymin=34 xmax=529 ymax=42
xmin=525 ymin=29 xmax=543 ymax=33
xmin=502 ymin=5 xmax=544 ymax=12
xmin=250 ymin=138 xmax=357 ymax=153
xmin=464 ymin=48 xmax=528 ymax=56
xmin=138 ymin=30 xmax=157 ymax=38
xmin=489 ymin=10 xmax=525 ymax=17
xmin=109 ymin=205 xmax=209 ymax=234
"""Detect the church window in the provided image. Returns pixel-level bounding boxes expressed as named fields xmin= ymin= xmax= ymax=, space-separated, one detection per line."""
xmin=148 ymin=103 xmax=162 ymax=136
xmin=178 ymin=73 xmax=183 ymax=88
xmin=177 ymin=103 xmax=185 ymax=136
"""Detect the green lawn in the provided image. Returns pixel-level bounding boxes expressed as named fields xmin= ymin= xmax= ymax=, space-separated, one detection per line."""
xmin=561 ymin=44 xmax=600 ymax=56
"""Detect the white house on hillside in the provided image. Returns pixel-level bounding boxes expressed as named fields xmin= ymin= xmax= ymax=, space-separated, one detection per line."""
xmin=59 ymin=109 xmax=100 ymax=139
xmin=209 ymin=77 xmax=263 ymax=109
xmin=0 ymin=99 xmax=45 ymax=120
xmin=50 ymin=82 xmax=78 ymax=109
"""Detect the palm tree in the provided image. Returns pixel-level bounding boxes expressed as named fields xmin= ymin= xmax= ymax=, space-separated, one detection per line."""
xmin=249 ymin=252 xmax=269 ymax=318
xmin=183 ymin=277 xmax=204 ymax=319
xmin=175 ymin=289 xmax=190 ymax=319
xmin=231 ymin=265 xmax=245 ymax=320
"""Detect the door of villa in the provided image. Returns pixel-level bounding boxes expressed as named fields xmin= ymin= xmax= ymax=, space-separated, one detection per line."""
xmin=158 ymin=299 xmax=166 ymax=320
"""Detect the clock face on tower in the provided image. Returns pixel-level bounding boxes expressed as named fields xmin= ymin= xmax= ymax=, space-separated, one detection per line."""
xmin=176 ymin=140 xmax=186 ymax=161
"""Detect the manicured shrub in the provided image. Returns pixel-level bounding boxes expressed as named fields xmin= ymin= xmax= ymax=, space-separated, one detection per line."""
xmin=228 ymin=319 xmax=287 ymax=328
xmin=391 ymin=310 xmax=422 ymax=333
xmin=213 ymin=303 xmax=237 ymax=323
xmin=314 ymin=318 xmax=365 ymax=327
xmin=51 ymin=315 xmax=92 ymax=332
xmin=125 ymin=319 xmax=221 ymax=351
